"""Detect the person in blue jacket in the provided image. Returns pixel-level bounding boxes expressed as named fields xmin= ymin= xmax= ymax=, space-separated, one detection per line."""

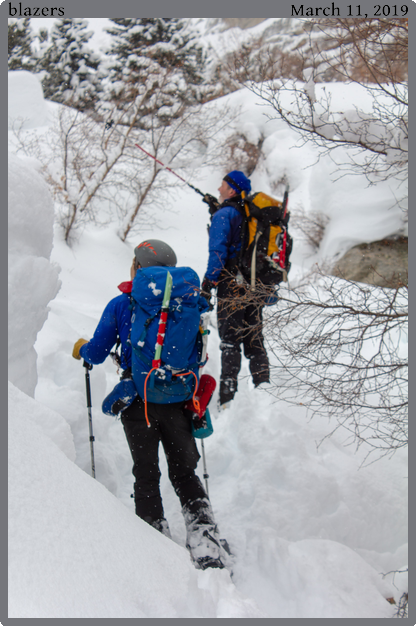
xmin=72 ymin=240 xmax=225 ymax=570
xmin=201 ymin=171 xmax=270 ymax=408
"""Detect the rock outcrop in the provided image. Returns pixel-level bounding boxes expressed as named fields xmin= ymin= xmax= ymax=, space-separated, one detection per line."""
xmin=331 ymin=237 xmax=408 ymax=288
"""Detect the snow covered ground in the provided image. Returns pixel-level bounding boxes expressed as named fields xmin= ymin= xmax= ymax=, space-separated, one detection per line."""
xmin=8 ymin=70 xmax=407 ymax=618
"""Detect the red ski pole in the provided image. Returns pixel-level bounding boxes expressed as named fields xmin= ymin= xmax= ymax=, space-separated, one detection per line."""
xmin=134 ymin=143 xmax=205 ymax=197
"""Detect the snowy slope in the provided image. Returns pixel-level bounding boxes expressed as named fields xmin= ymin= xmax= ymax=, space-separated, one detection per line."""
xmin=8 ymin=71 xmax=407 ymax=619
xmin=9 ymin=384 xmax=258 ymax=618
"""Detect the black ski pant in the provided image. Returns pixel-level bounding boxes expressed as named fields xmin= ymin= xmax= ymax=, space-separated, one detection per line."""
xmin=217 ymin=275 xmax=270 ymax=404
xmin=121 ymin=396 xmax=207 ymax=525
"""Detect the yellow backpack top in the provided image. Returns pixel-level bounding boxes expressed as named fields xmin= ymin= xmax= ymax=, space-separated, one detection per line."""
xmin=239 ymin=187 xmax=292 ymax=288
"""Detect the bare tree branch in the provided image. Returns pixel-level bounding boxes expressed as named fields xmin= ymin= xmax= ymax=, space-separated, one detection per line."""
xmin=216 ymin=268 xmax=407 ymax=461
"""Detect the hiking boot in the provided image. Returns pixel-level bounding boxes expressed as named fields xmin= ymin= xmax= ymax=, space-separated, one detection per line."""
xmin=148 ymin=518 xmax=172 ymax=539
xmin=194 ymin=552 xmax=225 ymax=570
xmin=182 ymin=498 xmax=224 ymax=569
xmin=219 ymin=377 xmax=237 ymax=406
xmin=188 ymin=527 xmax=225 ymax=570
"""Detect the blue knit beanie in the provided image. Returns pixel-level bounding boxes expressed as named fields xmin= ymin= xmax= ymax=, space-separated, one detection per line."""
xmin=224 ymin=170 xmax=251 ymax=195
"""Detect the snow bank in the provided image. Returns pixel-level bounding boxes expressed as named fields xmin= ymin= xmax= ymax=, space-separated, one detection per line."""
xmin=9 ymin=382 xmax=75 ymax=462
xmin=8 ymin=379 xmax=262 ymax=618
xmin=8 ymin=152 xmax=60 ymax=396
xmin=8 ymin=70 xmax=50 ymax=129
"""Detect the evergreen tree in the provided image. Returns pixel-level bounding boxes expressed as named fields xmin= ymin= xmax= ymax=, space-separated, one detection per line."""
xmin=103 ymin=18 xmax=206 ymax=128
xmin=41 ymin=18 xmax=101 ymax=110
xmin=8 ymin=18 xmax=36 ymax=71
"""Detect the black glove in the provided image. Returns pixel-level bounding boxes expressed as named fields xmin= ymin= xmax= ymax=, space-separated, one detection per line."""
xmin=202 ymin=194 xmax=220 ymax=216
xmin=201 ymin=278 xmax=216 ymax=309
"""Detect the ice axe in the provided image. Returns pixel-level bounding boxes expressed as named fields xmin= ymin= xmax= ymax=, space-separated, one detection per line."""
xmin=278 ymin=184 xmax=290 ymax=282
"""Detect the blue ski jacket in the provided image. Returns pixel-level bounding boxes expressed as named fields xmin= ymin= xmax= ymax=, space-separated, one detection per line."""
xmin=205 ymin=202 xmax=244 ymax=283
xmin=79 ymin=282 xmax=133 ymax=369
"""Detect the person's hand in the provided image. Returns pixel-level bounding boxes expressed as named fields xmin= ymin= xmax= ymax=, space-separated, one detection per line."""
xmin=72 ymin=338 xmax=88 ymax=360
xmin=202 ymin=194 xmax=219 ymax=215
xmin=201 ymin=278 xmax=217 ymax=302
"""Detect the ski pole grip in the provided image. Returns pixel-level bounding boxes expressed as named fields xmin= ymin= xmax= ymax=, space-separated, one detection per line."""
xmin=84 ymin=362 xmax=93 ymax=408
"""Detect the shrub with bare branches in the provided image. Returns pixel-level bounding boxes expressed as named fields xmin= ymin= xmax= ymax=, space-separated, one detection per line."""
xmin=11 ymin=98 xmax=233 ymax=242
xmin=220 ymin=132 xmax=264 ymax=177
xmin=291 ymin=206 xmax=329 ymax=253
xmin=217 ymin=268 xmax=408 ymax=461
xmin=394 ymin=591 xmax=408 ymax=618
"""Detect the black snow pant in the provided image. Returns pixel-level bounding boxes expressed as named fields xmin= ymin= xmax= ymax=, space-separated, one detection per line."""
xmin=121 ymin=396 xmax=207 ymax=526
xmin=217 ymin=274 xmax=270 ymax=405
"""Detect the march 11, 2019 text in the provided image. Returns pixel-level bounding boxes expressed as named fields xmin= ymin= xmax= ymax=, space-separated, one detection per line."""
xmin=291 ymin=3 xmax=408 ymax=16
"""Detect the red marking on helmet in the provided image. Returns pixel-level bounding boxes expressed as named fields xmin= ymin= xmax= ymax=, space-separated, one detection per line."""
xmin=137 ymin=242 xmax=157 ymax=255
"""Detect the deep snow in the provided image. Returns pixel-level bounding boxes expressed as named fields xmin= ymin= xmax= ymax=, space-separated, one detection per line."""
xmin=8 ymin=67 xmax=407 ymax=619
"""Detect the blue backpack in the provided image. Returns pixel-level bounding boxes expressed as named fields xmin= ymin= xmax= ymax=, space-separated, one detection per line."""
xmin=130 ymin=266 xmax=209 ymax=405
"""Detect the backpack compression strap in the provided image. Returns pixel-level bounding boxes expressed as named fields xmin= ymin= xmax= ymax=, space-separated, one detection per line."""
xmin=238 ymin=191 xmax=262 ymax=290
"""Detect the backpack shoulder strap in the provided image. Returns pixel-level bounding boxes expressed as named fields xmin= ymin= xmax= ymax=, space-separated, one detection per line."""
xmin=131 ymin=312 xmax=159 ymax=368
xmin=233 ymin=192 xmax=251 ymax=271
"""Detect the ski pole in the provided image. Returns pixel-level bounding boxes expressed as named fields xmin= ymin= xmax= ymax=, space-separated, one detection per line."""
xmin=199 ymin=313 xmax=211 ymax=496
xmin=134 ymin=143 xmax=205 ymax=197
xmin=200 ymin=440 xmax=209 ymax=497
xmin=197 ymin=320 xmax=232 ymax=558
xmin=83 ymin=361 xmax=96 ymax=479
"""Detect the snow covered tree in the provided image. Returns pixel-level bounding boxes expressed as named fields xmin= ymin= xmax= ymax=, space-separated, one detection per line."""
xmin=41 ymin=19 xmax=101 ymax=110
xmin=10 ymin=17 xmax=228 ymax=242
xmin=8 ymin=18 xmax=37 ymax=71
xmin=31 ymin=25 xmax=50 ymax=70
xmin=101 ymin=18 xmax=206 ymax=129
xmin=229 ymin=18 xmax=408 ymax=210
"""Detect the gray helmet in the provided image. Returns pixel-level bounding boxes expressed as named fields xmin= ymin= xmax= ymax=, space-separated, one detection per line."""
xmin=134 ymin=239 xmax=177 ymax=269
